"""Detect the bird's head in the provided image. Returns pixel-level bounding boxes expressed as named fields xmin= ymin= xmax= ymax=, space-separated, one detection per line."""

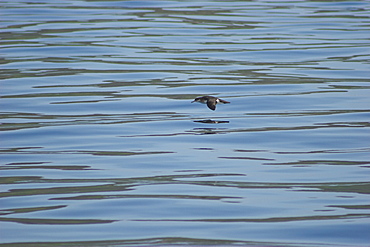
xmin=191 ymin=97 xmax=202 ymax=103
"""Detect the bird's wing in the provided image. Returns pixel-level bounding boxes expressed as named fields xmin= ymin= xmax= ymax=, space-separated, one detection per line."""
xmin=207 ymin=100 xmax=216 ymax=110
xmin=219 ymin=99 xmax=230 ymax=104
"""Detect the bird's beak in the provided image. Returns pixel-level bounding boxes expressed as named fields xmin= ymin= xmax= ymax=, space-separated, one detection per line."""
xmin=191 ymin=100 xmax=195 ymax=103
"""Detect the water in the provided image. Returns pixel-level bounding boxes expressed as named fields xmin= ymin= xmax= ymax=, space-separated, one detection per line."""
xmin=1 ymin=0 xmax=370 ymax=246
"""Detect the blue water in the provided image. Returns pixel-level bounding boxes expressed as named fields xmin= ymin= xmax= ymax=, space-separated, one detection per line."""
xmin=1 ymin=0 xmax=370 ymax=246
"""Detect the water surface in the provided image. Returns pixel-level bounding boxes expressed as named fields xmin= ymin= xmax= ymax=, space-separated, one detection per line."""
xmin=1 ymin=0 xmax=370 ymax=246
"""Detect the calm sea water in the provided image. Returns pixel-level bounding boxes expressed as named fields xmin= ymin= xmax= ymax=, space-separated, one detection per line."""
xmin=1 ymin=0 xmax=370 ymax=246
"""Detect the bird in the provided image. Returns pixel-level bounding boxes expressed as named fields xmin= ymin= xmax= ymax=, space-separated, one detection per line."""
xmin=191 ymin=96 xmax=230 ymax=111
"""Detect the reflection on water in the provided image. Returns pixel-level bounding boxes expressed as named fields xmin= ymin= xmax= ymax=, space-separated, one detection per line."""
xmin=193 ymin=119 xmax=230 ymax=124
xmin=1 ymin=0 xmax=370 ymax=246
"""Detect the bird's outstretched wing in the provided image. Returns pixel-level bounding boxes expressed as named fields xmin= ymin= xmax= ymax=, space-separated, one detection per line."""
xmin=219 ymin=99 xmax=230 ymax=104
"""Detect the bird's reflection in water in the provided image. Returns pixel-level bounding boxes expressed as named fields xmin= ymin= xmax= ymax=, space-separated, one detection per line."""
xmin=193 ymin=119 xmax=229 ymax=124
xmin=191 ymin=119 xmax=229 ymax=134
xmin=191 ymin=128 xmax=222 ymax=135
